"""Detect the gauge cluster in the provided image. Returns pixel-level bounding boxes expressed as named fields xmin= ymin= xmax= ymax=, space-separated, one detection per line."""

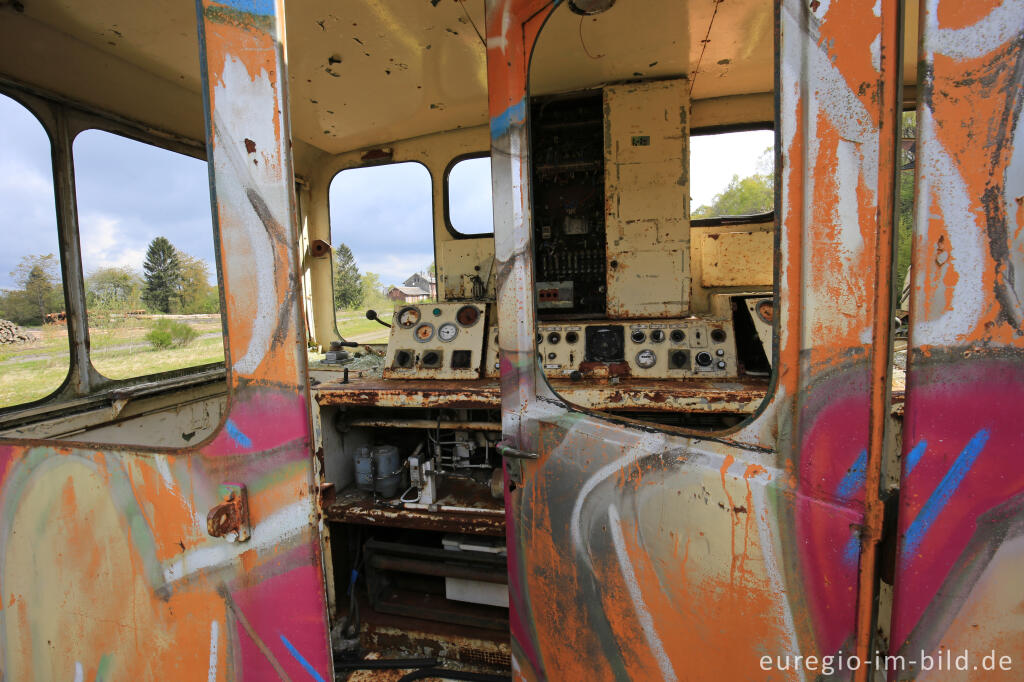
xmin=484 ymin=316 xmax=738 ymax=379
xmin=383 ymin=302 xmax=488 ymax=379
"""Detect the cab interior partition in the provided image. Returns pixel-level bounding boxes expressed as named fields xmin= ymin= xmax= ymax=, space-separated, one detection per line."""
xmin=308 ymin=2 xmax=778 ymax=671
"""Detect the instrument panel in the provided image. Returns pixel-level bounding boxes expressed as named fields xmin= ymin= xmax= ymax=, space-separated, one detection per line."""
xmin=383 ymin=302 xmax=487 ymax=379
xmin=484 ymin=316 xmax=738 ymax=379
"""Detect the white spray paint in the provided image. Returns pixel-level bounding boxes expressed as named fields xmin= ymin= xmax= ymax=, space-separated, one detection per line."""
xmin=608 ymin=504 xmax=678 ymax=682
xmin=208 ymin=620 xmax=220 ymax=682
xmin=211 ymin=55 xmax=286 ymax=377
xmin=162 ymin=500 xmax=310 ymax=587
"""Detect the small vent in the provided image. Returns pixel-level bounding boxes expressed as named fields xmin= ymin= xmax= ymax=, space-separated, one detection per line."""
xmin=453 ymin=647 xmax=511 ymax=669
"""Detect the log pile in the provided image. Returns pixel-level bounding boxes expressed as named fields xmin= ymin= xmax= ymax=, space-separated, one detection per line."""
xmin=0 ymin=319 xmax=32 ymax=345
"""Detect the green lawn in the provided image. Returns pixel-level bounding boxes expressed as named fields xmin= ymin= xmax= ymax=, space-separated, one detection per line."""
xmin=336 ymin=309 xmax=392 ymax=344
xmin=0 ymin=316 xmax=225 ymax=409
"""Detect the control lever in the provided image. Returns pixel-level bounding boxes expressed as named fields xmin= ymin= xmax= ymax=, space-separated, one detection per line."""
xmin=365 ymin=309 xmax=392 ymax=328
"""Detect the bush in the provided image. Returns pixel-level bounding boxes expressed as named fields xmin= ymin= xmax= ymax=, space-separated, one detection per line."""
xmin=146 ymin=319 xmax=198 ymax=349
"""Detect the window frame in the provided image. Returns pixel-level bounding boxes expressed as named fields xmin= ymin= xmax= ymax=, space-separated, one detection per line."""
xmin=442 ymin=151 xmax=495 ymax=239
xmin=0 ymin=81 xmax=228 ymax=424
xmin=70 ymin=125 xmax=225 ymax=383
xmin=325 ymin=159 xmax=437 ymax=341
xmin=0 ymin=89 xmax=72 ymax=411
xmin=688 ymin=121 xmax=775 ymax=228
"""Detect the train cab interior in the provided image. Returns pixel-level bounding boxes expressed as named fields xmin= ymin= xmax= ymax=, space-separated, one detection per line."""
xmin=0 ymin=0 xmax=919 ymax=673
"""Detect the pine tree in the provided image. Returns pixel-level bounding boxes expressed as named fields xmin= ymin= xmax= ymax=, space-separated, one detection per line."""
xmin=141 ymin=236 xmax=182 ymax=313
xmin=333 ymin=243 xmax=363 ymax=310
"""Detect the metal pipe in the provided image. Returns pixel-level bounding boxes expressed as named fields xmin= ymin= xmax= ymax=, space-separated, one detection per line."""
xmin=401 ymin=503 xmax=504 ymax=516
xmin=346 ymin=418 xmax=502 ymax=431
xmin=853 ymin=1 xmax=904 ymax=679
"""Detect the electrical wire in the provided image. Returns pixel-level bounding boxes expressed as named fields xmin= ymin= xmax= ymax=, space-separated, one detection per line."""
xmin=457 ymin=0 xmax=486 ymax=47
xmin=689 ymin=0 xmax=724 ymax=97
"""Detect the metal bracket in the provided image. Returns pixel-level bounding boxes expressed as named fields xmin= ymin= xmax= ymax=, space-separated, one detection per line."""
xmin=207 ymin=483 xmax=250 ymax=542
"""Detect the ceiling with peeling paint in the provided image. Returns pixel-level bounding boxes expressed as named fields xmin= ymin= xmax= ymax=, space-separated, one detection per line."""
xmin=0 ymin=0 xmax=919 ymax=155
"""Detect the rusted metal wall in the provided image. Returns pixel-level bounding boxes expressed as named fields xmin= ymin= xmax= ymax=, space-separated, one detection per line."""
xmin=889 ymin=1 xmax=1024 ymax=678
xmin=486 ymin=0 xmax=905 ymax=678
xmin=0 ymin=1 xmax=333 ymax=680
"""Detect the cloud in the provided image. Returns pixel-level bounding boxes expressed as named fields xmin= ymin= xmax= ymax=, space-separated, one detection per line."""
xmin=77 ymin=213 xmax=148 ymax=274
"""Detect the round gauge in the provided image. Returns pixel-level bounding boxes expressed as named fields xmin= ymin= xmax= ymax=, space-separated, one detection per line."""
xmin=756 ymin=299 xmax=774 ymax=324
xmin=414 ymin=323 xmax=435 ymax=342
xmin=635 ymin=349 xmax=657 ymax=369
xmin=456 ymin=305 xmax=480 ymax=327
xmin=397 ymin=306 xmax=421 ymax=328
xmin=438 ymin=322 xmax=459 ymax=343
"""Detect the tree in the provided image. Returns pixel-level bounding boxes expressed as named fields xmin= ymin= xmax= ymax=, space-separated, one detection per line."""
xmin=86 ymin=266 xmax=143 ymax=311
xmin=333 ymin=243 xmax=363 ymax=310
xmin=359 ymin=271 xmax=385 ymax=308
xmin=692 ymin=147 xmax=774 ymax=219
xmin=177 ymin=254 xmax=219 ymax=314
xmin=895 ymin=110 xmax=916 ymax=306
xmin=0 ymin=254 xmax=63 ymax=325
xmin=141 ymin=236 xmax=182 ymax=313
xmin=692 ymin=172 xmax=774 ymax=219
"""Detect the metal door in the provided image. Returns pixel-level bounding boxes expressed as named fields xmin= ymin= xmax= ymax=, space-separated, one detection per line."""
xmin=0 ymin=1 xmax=333 ymax=679
xmin=889 ymin=2 xmax=1024 ymax=678
xmin=486 ymin=0 xmax=903 ymax=678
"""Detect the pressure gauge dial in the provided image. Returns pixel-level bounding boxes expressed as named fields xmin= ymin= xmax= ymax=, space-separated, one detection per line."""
xmin=414 ymin=323 xmax=435 ymax=342
xmin=397 ymin=306 xmax=421 ymax=328
xmin=635 ymin=349 xmax=657 ymax=369
xmin=438 ymin=322 xmax=459 ymax=343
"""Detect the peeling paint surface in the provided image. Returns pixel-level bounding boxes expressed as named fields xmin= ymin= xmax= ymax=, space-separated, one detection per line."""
xmin=484 ymin=0 xmax=931 ymax=678
xmin=890 ymin=1 xmax=1024 ymax=675
xmin=0 ymin=1 xmax=332 ymax=680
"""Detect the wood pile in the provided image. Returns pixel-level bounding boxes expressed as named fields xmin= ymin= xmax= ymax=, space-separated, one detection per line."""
xmin=0 ymin=319 xmax=32 ymax=345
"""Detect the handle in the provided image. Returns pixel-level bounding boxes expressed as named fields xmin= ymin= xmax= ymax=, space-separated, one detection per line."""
xmin=496 ymin=438 xmax=539 ymax=460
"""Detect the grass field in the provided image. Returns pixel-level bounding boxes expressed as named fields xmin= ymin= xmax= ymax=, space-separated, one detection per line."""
xmin=2 ymin=309 xmax=393 ymax=408
xmin=336 ymin=310 xmax=392 ymax=344
xmin=0 ymin=316 xmax=225 ymax=409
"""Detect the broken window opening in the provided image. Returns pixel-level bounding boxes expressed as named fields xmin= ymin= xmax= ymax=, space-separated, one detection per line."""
xmin=73 ymin=128 xmax=225 ymax=381
xmin=446 ymin=154 xmax=494 ymax=237
xmin=0 ymin=93 xmax=70 ymax=409
xmin=327 ymin=161 xmax=435 ymax=351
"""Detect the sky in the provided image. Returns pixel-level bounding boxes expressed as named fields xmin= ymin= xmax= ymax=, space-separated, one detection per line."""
xmin=2 ymin=90 xmax=772 ymax=294
xmin=0 ymin=94 xmax=215 ymax=291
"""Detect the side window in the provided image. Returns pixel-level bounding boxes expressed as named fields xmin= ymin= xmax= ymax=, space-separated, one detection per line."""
xmin=690 ymin=128 xmax=775 ymax=220
xmin=446 ymin=156 xmax=494 ymax=236
xmin=328 ymin=162 xmax=434 ymax=344
xmin=0 ymin=94 xmax=69 ymax=409
xmin=73 ymin=129 xmax=224 ymax=380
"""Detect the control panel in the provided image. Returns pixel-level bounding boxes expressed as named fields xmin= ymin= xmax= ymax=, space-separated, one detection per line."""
xmin=383 ymin=302 xmax=487 ymax=380
xmin=484 ymin=316 xmax=738 ymax=379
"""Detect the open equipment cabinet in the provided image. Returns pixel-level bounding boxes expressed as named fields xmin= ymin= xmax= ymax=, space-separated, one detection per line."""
xmin=1 ymin=0 xmax=1022 ymax=680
